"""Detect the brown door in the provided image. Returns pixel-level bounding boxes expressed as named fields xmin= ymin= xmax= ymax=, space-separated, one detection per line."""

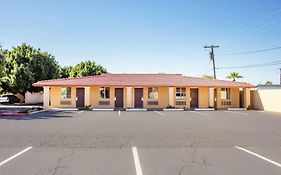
xmin=239 ymin=91 xmax=244 ymax=108
xmin=190 ymin=89 xmax=198 ymax=108
xmin=134 ymin=88 xmax=143 ymax=108
xmin=115 ymin=88 xmax=124 ymax=108
xmin=76 ymin=88 xmax=85 ymax=108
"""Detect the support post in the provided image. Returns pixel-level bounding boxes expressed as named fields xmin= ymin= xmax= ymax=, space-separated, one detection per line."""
xmin=84 ymin=87 xmax=90 ymax=106
xmin=43 ymin=86 xmax=50 ymax=109
xmin=126 ymin=87 xmax=133 ymax=108
xmin=168 ymin=87 xmax=175 ymax=107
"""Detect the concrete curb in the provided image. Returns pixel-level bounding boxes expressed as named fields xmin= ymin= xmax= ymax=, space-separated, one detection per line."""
xmin=126 ymin=109 xmax=148 ymax=111
xmin=52 ymin=108 xmax=79 ymax=111
xmin=228 ymin=108 xmax=247 ymax=111
xmin=92 ymin=108 xmax=114 ymax=111
xmin=194 ymin=108 xmax=215 ymax=111
xmin=28 ymin=109 xmax=48 ymax=115
xmin=163 ymin=109 xmax=184 ymax=111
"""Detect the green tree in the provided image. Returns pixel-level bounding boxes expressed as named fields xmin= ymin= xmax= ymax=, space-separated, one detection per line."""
xmin=69 ymin=60 xmax=107 ymax=78
xmin=226 ymin=72 xmax=243 ymax=81
xmin=265 ymin=81 xmax=272 ymax=85
xmin=59 ymin=66 xmax=73 ymax=78
xmin=202 ymin=74 xmax=214 ymax=79
xmin=1 ymin=43 xmax=60 ymax=95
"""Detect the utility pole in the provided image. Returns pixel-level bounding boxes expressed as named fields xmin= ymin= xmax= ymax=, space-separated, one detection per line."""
xmin=279 ymin=68 xmax=281 ymax=85
xmin=204 ymin=45 xmax=219 ymax=79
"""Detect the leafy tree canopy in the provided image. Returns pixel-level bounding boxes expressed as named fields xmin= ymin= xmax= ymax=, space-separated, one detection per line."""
xmin=265 ymin=81 xmax=272 ymax=85
xmin=226 ymin=72 xmax=243 ymax=81
xmin=1 ymin=43 xmax=60 ymax=95
xmin=202 ymin=74 xmax=214 ymax=79
xmin=60 ymin=60 xmax=107 ymax=78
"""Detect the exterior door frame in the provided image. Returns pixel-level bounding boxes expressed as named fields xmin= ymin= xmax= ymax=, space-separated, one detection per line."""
xmin=134 ymin=88 xmax=143 ymax=108
xmin=190 ymin=88 xmax=199 ymax=108
xmin=115 ymin=88 xmax=124 ymax=109
xmin=76 ymin=88 xmax=85 ymax=108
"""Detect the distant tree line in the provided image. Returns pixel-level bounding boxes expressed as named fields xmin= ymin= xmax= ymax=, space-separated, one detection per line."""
xmin=0 ymin=43 xmax=107 ymax=96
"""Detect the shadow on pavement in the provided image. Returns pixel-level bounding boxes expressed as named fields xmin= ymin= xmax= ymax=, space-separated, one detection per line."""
xmin=0 ymin=110 xmax=76 ymax=121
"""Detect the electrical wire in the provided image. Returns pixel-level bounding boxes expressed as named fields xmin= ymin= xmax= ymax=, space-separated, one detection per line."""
xmin=217 ymin=60 xmax=281 ymax=69
xmin=218 ymin=46 xmax=281 ymax=55
xmin=216 ymin=8 xmax=281 ymax=45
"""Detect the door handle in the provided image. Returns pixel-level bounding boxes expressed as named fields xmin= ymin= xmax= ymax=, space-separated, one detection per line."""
xmin=114 ymin=97 xmax=116 ymax=101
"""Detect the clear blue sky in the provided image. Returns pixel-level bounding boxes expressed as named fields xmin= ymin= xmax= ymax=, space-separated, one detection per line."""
xmin=1 ymin=0 xmax=281 ymax=84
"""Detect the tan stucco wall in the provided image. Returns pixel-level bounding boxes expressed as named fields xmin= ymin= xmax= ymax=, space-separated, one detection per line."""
xmin=143 ymin=86 xmax=169 ymax=109
xmin=216 ymin=88 xmax=240 ymax=109
xmin=50 ymin=86 xmax=76 ymax=108
xmin=251 ymin=88 xmax=281 ymax=112
xmin=90 ymin=86 xmax=115 ymax=108
xmin=48 ymin=86 xmax=242 ymax=109
xmin=198 ymin=88 xmax=209 ymax=108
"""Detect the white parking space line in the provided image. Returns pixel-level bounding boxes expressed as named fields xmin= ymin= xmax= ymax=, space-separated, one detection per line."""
xmin=191 ymin=111 xmax=208 ymax=116
xmin=118 ymin=110 xmax=121 ymax=116
xmin=235 ymin=146 xmax=281 ymax=168
xmin=225 ymin=111 xmax=248 ymax=116
xmin=154 ymin=111 xmax=166 ymax=116
xmin=77 ymin=111 xmax=84 ymax=114
xmin=132 ymin=146 xmax=143 ymax=175
xmin=0 ymin=147 xmax=32 ymax=167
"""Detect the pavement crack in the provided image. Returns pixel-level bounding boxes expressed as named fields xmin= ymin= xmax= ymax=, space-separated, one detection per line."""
xmin=178 ymin=165 xmax=188 ymax=175
xmin=50 ymin=148 xmax=75 ymax=175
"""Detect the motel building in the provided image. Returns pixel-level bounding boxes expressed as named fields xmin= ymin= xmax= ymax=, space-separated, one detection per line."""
xmin=33 ymin=74 xmax=255 ymax=110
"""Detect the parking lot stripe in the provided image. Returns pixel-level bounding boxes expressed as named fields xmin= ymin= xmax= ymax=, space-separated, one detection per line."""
xmin=191 ymin=111 xmax=208 ymax=116
xmin=225 ymin=111 xmax=248 ymax=116
xmin=0 ymin=147 xmax=32 ymax=167
xmin=154 ymin=111 xmax=166 ymax=116
xmin=132 ymin=146 xmax=143 ymax=175
xmin=77 ymin=111 xmax=84 ymax=114
xmin=118 ymin=110 xmax=121 ymax=116
xmin=235 ymin=146 xmax=281 ymax=168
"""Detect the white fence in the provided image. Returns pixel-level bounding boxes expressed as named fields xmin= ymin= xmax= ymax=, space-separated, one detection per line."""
xmin=25 ymin=92 xmax=43 ymax=104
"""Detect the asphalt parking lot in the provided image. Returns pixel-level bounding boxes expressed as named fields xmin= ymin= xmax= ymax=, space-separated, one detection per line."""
xmin=0 ymin=110 xmax=281 ymax=175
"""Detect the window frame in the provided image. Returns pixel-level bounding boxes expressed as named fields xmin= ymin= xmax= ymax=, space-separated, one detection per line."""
xmin=176 ymin=87 xmax=186 ymax=99
xmin=221 ymin=88 xmax=231 ymax=100
xmin=99 ymin=87 xmax=110 ymax=99
xmin=61 ymin=87 xmax=71 ymax=100
xmin=148 ymin=87 xmax=159 ymax=100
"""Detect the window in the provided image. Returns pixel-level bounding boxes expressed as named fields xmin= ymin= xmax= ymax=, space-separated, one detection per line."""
xmin=148 ymin=87 xmax=158 ymax=100
xmin=99 ymin=87 xmax=110 ymax=99
xmin=176 ymin=88 xmax=186 ymax=99
xmin=61 ymin=87 xmax=71 ymax=99
xmin=221 ymin=88 xmax=230 ymax=100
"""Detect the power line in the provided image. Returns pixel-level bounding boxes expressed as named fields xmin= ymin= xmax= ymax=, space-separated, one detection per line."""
xmin=218 ymin=46 xmax=281 ymax=56
xmin=217 ymin=60 xmax=281 ymax=69
xmin=217 ymin=8 xmax=281 ymax=45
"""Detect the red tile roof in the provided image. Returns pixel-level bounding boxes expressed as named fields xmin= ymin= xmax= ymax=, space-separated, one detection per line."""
xmin=33 ymin=73 xmax=255 ymax=88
